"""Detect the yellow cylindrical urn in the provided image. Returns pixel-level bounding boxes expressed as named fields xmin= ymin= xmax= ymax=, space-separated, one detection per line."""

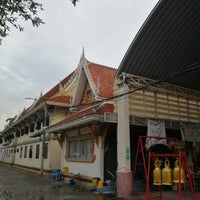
xmin=162 ymin=158 xmax=173 ymax=185
xmin=173 ymin=158 xmax=185 ymax=183
xmin=153 ymin=158 xmax=162 ymax=185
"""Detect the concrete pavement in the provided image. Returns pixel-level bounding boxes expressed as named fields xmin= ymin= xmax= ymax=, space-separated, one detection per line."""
xmin=0 ymin=162 xmax=101 ymax=200
xmin=0 ymin=162 xmax=200 ymax=200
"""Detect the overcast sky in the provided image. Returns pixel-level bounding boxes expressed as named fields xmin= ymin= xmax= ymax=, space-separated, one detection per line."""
xmin=0 ymin=0 xmax=158 ymax=130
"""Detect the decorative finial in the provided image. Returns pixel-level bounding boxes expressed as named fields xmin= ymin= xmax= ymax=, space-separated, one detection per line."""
xmin=40 ymin=90 xmax=43 ymax=98
xmin=59 ymin=82 xmax=63 ymax=92
xmin=81 ymin=46 xmax=85 ymax=59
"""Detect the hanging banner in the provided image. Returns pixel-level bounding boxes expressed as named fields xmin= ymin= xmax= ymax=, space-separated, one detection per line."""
xmin=181 ymin=124 xmax=200 ymax=142
xmin=146 ymin=120 xmax=167 ymax=149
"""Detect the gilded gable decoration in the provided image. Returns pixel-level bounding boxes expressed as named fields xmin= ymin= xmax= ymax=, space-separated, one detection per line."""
xmin=83 ymin=64 xmax=99 ymax=98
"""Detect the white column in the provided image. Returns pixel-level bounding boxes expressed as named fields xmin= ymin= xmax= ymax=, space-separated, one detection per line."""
xmin=117 ymin=85 xmax=132 ymax=197
xmin=117 ymin=85 xmax=130 ymax=170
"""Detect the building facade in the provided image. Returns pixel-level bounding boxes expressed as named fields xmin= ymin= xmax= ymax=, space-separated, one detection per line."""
xmin=47 ymin=52 xmax=117 ymax=182
xmin=0 ymin=52 xmax=118 ymax=182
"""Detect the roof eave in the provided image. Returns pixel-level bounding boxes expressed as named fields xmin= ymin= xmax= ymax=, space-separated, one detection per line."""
xmin=46 ymin=114 xmax=101 ymax=133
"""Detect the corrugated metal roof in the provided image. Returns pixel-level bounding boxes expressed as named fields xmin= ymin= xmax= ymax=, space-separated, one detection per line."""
xmin=116 ymin=0 xmax=200 ymax=91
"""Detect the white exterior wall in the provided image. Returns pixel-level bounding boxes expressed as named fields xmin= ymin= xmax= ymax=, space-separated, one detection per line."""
xmin=1 ymin=117 xmax=62 ymax=170
xmin=14 ymin=141 xmax=43 ymax=168
xmin=1 ymin=146 xmax=15 ymax=164
xmin=5 ymin=127 xmax=59 ymax=170
xmin=13 ymin=139 xmax=61 ymax=170
xmin=61 ymin=129 xmax=104 ymax=180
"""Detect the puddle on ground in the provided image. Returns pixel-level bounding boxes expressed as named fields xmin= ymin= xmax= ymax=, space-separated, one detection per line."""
xmin=0 ymin=188 xmax=112 ymax=200
xmin=0 ymin=190 xmax=12 ymax=200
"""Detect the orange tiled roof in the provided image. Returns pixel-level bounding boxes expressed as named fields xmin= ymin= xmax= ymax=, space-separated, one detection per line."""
xmin=9 ymin=62 xmax=116 ymax=127
xmin=47 ymin=95 xmax=71 ymax=104
xmin=95 ymin=103 xmax=114 ymax=115
xmin=37 ymin=71 xmax=74 ymax=104
xmin=11 ymin=72 xmax=75 ymax=123
xmin=88 ymin=63 xmax=116 ymax=98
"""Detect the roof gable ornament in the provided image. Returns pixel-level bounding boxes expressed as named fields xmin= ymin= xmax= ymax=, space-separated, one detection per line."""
xmin=83 ymin=64 xmax=99 ymax=97
xmin=59 ymin=82 xmax=63 ymax=93
xmin=81 ymin=46 xmax=85 ymax=59
xmin=75 ymin=47 xmax=87 ymax=72
xmin=70 ymin=48 xmax=116 ymax=109
xmin=39 ymin=90 xmax=43 ymax=98
xmin=70 ymin=48 xmax=88 ymax=107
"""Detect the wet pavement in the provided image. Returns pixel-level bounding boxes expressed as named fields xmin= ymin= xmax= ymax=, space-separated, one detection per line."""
xmin=0 ymin=162 xmax=200 ymax=200
xmin=0 ymin=162 xmax=102 ymax=200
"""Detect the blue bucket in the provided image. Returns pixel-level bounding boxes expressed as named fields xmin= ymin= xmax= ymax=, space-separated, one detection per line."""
xmin=69 ymin=179 xmax=74 ymax=185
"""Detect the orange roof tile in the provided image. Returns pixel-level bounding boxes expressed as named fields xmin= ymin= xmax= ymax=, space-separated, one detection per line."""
xmin=87 ymin=63 xmax=116 ymax=98
xmin=95 ymin=103 xmax=114 ymax=115
xmin=48 ymin=95 xmax=71 ymax=104
xmin=37 ymin=71 xmax=74 ymax=103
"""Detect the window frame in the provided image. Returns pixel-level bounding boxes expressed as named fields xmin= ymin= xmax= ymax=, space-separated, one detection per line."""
xmin=43 ymin=143 xmax=48 ymax=159
xmin=35 ymin=144 xmax=40 ymax=159
xmin=24 ymin=146 xmax=27 ymax=158
xmin=29 ymin=145 xmax=33 ymax=159
xmin=66 ymin=136 xmax=94 ymax=162
xmin=20 ymin=147 xmax=23 ymax=158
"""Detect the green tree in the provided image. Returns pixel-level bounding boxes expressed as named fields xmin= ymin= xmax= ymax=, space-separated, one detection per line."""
xmin=0 ymin=0 xmax=44 ymax=38
xmin=71 ymin=0 xmax=79 ymax=6
xmin=0 ymin=0 xmax=79 ymax=41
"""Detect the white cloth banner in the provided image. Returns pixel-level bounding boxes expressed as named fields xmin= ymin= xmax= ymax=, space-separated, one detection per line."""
xmin=146 ymin=120 xmax=166 ymax=149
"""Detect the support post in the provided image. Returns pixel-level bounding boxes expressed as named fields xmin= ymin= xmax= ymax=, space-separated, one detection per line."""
xmin=41 ymin=105 xmax=48 ymax=177
xmin=117 ymin=85 xmax=132 ymax=197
